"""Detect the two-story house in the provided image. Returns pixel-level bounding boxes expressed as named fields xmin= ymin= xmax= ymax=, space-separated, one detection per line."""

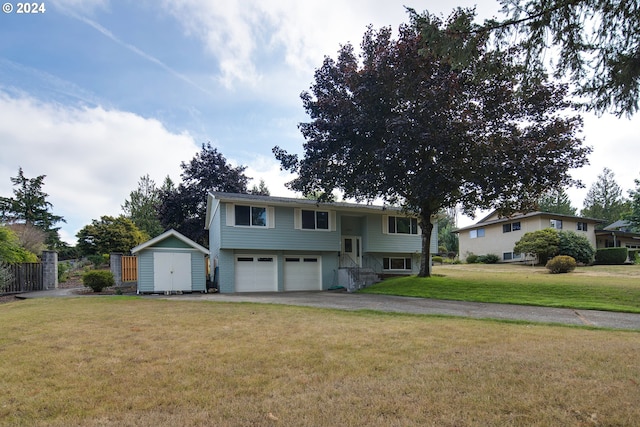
xmin=205 ymin=192 xmax=437 ymax=293
xmin=456 ymin=211 xmax=601 ymax=263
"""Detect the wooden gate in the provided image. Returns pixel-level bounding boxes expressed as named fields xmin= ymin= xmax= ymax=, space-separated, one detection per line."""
xmin=121 ymin=256 xmax=138 ymax=282
xmin=2 ymin=263 xmax=43 ymax=294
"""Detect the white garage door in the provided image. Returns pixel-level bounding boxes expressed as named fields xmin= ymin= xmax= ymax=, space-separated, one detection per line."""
xmin=284 ymin=256 xmax=321 ymax=291
xmin=235 ymin=255 xmax=277 ymax=292
xmin=154 ymin=252 xmax=192 ymax=292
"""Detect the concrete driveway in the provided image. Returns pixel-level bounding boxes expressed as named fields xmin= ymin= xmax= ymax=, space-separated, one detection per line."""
xmin=158 ymin=291 xmax=640 ymax=330
xmin=16 ymin=287 xmax=640 ymax=330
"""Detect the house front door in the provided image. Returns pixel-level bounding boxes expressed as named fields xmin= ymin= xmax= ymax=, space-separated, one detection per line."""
xmin=342 ymin=236 xmax=361 ymax=267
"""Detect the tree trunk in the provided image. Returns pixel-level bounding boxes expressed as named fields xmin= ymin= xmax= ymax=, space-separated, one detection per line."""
xmin=418 ymin=211 xmax=434 ymax=277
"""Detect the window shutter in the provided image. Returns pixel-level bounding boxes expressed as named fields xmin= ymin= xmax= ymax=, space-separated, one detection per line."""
xmin=294 ymin=208 xmax=301 ymax=230
xmin=267 ymin=207 xmax=275 ymax=228
xmin=330 ymin=211 xmax=336 ymax=231
xmin=226 ymin=203 xmax=235 ymax=226
xmin=382 ymin=215 xmax=388 ymax=234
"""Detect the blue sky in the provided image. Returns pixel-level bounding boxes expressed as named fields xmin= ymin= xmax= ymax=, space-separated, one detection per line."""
xmin=1 ymin=0 xmax=639 ymax=244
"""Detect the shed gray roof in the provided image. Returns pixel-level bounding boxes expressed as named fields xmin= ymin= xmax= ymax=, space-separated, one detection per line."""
xmin=131 ymin=229 xmax=209 ymax=255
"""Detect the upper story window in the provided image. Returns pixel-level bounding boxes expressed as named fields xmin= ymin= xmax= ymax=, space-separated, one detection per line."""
xmin=502 ymin=221 xmax=521 ymax=233
xmin=301 ymin=210 xmax=329 ymax=230
xmin=550 ymin=219 xmax=563 ymax=230
xmin=388 ymin=216 xmax=418 ymax=235
xmin=295 ymin=208 xmax=335 ymax=231
xmin=577 ymin=222 xmax=588 ymax=231
xmin=470 ymin=228 xmax=485 ymax=239
xmin=235 ymin=205 xmax=266 ymax=227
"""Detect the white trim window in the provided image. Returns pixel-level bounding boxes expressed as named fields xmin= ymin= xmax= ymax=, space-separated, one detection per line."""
xmin=294 ymin=209 xmax=336 ymax=231
xmin=227 ymin=204 xmax=275 ymax=228
xmin=384 ymin=216 xmax=418 ymax=235
xmin=383 ymin=257 xmax=412 ymax=270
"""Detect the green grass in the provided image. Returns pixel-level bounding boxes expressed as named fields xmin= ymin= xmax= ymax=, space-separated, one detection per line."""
xmin=360 ymin=264 xmax=640 ymax=313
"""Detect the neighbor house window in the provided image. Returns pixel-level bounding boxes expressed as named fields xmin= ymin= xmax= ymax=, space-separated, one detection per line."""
xmin=470 ymin=228 xmax=485 ymax=239
xmin=388 ymin=216 xmax=418 ymax=234
xmin=577 ymin=222 xmax=588 ymax=231
xmin=383 ymin=257 xmax=412 ymax=270
xmin=301 ymin=210 xmax=329 ymax=230
xmin=503 ymin=252 xmax=522 ymax=261
xmin=550 ymin=219 xmax=563 ymax=229
xmin=503 ymin=222 xmax=521 ymax=233
xmin=235 ymin=205 xmax=267 ymax=227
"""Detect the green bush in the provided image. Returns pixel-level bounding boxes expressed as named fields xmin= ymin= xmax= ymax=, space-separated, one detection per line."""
xmin=558 ymin=231 xmax=595 ymax=264
xmin=58 ymin=261 xmax=70 ymax=282
xmin=546 ymin=255 xmax=577 ymax=274
xmin=432 ymin=256 xmax=444 ymax=264
xmin=466 ymin=254 xmax=479 ymax=264
xmin=595 ymin=248 xmax=628 ymax=265
xmin=82 ymin=270 xmax=115 ymax=292
xmin=478 ymin=254 xmax=500 ymax=264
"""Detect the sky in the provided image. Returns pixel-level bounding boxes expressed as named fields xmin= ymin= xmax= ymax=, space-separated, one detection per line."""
xmin=1 ymin=0 xmax=639 ymax=245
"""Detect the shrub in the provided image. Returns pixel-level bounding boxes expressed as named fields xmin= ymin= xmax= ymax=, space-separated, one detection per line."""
xmin=466 ymin=254 xmax=479 ymax=264
xmin=514 ymin=228 xmax=560 ymax=265
xmin=595 ymin=248 xmax=628 ymax=265
xmin=478 ymin=254 xmax=500 ymax=264
xmin=432 ymin=256 xmax=444 ymax=264
xmin=546 ymin=255 xmax=577 ymax=274
xmin=58 ymin=261 xmax=70 ymax=283
xmin=82 ymin=270 xmax=115 ymax=292
xmin=558 ymin=231 xmax=595 ymax=264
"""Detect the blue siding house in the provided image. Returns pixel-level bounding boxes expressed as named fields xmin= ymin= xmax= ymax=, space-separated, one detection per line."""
xmin=205 ymin=192 xmax=437 ymax=293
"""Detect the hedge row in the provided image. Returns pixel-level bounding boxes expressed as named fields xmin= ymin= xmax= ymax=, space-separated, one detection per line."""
xmin=594 ymin=248 xmax=628 ymax=265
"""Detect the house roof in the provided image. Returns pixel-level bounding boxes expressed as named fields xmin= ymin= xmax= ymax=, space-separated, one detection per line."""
xmin=205 ymin=191 xmax=419 ymax=229
xmin=454 ymin=210 xmax=603 ymax=233
xmin=131 ymin=229 xmax=209 ymax=255
xmin=603 ymin=219 xmax=633 ymax=231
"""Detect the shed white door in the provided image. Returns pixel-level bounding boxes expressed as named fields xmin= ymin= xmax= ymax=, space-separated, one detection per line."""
xmin=284 ymin=256 xmax=321 ymax=291
xmin=154 ymin=252 xmax=192 ymax=292
xmin=235 ymin=255 xmax=277 ymax=292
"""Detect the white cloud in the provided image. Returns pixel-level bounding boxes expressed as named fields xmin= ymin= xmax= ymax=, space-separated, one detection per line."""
xmin=0 ymin=92 xmax=199 ymax=244
xmin=158 ymin=0 xmax=488 ymax=89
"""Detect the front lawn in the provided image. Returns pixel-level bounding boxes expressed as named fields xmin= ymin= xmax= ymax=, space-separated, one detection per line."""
xmin=360 ymin=263 xmax=640 ymax=312
xmin=0 ymin=298 xmax=638 ymax=426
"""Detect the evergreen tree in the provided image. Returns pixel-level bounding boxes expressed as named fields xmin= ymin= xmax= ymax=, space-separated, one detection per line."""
xmin=581 ymin=167 xmax=628 ymax=227
xmin=537 ymin=188 xmax=577 ymax=215
xmin=625 ymin=175 xmax=640 ymax=231
xmin=122 ymin=174 xmax=164 ymax=238
xmin=0 ymin=168 xmax=65 ymax=249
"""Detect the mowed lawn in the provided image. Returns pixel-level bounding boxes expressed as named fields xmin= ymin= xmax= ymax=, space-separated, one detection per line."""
xmin=361 ymin=263 xmax=640 ymax=312
xmin=0 ymin=297 xmax=639 ymax=426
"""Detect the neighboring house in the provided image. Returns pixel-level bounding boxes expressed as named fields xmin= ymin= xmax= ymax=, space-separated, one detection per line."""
xmin=205 ymin=192 xmax=437 ymax=293
xmin=456 ymin=211 xmax=601 ymax=263
xmin=595 ymin=220 xmax=640 ymax=261
xmin=131 ymin=229 xmax=209 ymax=294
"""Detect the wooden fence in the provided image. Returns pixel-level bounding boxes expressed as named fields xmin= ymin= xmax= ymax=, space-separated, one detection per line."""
xmin=2 ymin=263 xmax=43 ymax=294
xmin=121 ymin=256 xmax=138 ymax=282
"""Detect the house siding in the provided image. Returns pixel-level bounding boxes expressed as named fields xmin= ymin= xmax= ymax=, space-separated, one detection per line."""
xmin=220 ymin=204 xmax=340 ymax=251
xmin=206 ymin=193 xmax=437 ymax=293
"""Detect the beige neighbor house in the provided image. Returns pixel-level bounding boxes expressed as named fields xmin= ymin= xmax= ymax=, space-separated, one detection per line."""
xmin=456 ymin=211 xmax=601 ymax=263
xmin=595 ymin=220 xmax=640 ymax=262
